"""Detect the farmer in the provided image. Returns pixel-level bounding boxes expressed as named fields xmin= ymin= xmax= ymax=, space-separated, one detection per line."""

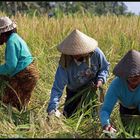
xmin=0 ymin=16 xmax=39 ymax=111
xmin=47 ymin=29 xmax=110 ymax=118
xmin=99 ymin=50 xmax=140 ymax=133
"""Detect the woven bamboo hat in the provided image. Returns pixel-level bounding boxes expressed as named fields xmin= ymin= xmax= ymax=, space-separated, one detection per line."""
xmin=57 ymin=29 xmax=98 ymax=55
xmin=113 ymin=50 xmax=140 ymax=79
xmin=0 ymin=16 xmax=16 ymax=34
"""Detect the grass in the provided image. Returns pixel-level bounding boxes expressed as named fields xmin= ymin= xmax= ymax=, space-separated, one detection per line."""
xmin=0 ymin=12 xmax=139 ymax=138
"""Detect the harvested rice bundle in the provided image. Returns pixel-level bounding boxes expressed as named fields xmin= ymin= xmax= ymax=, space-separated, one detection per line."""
xmin=65 ymin=84 xmax=101 ymax=118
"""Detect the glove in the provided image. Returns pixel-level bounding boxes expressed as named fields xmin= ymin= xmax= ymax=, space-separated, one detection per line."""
xmin=48 ymin=109 xmax=61 ymax=118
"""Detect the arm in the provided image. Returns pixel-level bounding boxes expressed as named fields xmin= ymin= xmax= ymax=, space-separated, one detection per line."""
xmin=99 ymin=78 xmax=119 ymax=127
xmin=47 ymin=65 xmax=68 ymax=113
xmin=96 ymin=47 xmax=110 ymax=84
xmin=0 ymin=42 xmax=18 ymax=76
xmin=91 ymin=48 xmax=110 ymax=102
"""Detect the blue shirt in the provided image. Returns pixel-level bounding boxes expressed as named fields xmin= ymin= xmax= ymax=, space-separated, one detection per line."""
xmin=99 ymin=77 xmax=140 ymax=127
xmin=0 ymin=33 xmax=33 ymax=77
xmin=47 ymin=47 xmax=110 ymax=113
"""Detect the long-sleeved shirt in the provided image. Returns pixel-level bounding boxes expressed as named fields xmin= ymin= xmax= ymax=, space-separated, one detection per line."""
xmin=47 ymin=47 xmax=110 ymax=113
xmin=0 ymin=33 xmax=33 ymax=77
xmin=99 ymin=76 xmax=140 ymax=127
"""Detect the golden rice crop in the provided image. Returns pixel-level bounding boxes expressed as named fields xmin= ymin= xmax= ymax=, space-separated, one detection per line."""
xmin=0 ymin=11 xmax=139 ymax=138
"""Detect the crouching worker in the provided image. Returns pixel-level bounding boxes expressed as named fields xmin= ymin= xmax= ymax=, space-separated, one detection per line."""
xmin=99 ymin=50 xmax=140 ymax=135
xmin=0 ymin=16 xmax=39 ymax=111
xmin=47 ymin=29 xmax=110 ymax=118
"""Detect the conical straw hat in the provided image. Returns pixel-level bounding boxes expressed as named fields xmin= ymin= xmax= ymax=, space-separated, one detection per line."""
xmin=57 ymin=29 xmax=98 ymax=55
xmin=113 ymin=50 xmax=140 ymax=79
xmin=0 ymin=16 xmax=16 ymax=34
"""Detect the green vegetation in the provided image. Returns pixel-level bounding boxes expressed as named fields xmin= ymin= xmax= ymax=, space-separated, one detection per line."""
xmin=0 ymin=2 xmax=135 ymax=17
xmin=0 ymin=12 xmax=140 ymax=138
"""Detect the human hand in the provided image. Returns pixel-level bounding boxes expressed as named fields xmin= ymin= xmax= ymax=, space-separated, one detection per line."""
xmin=48 ymin=109 xmax=61 ymax=118
xmin=103 ymin=124 xmax=116 ymax=133
xmin=103 ymin=124 xmax=117 ymax=138
xmin=90 ymin=80 xmax=103 ymax=91
xmin=96 ymin=80 xmax=103 ymax=88
xmin=46 ymin=110 xmax=61 ymax=127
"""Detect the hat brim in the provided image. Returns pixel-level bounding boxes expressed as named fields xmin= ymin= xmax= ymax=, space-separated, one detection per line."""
xmin=0 ymin=22 xmax=17 ymax=34
xmin=57 ymin=29 xmax=98 ymax=55
xmin=113 ymin=50 xmax=140 ymax=79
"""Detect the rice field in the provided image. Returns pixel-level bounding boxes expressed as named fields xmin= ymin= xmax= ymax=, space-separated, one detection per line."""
xmin=0 ymin=12 xmax=140 ymax=138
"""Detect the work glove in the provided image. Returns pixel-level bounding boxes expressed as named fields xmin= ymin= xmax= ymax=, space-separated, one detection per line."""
xmin=103 ymin=124 xmax=117 ymax=138
xmin=48 ymin=109 xmax=61 ymax=118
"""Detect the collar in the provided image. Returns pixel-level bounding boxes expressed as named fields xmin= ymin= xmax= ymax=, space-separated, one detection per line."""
xmin=74 ymin=58 xmax=86 ymax=66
